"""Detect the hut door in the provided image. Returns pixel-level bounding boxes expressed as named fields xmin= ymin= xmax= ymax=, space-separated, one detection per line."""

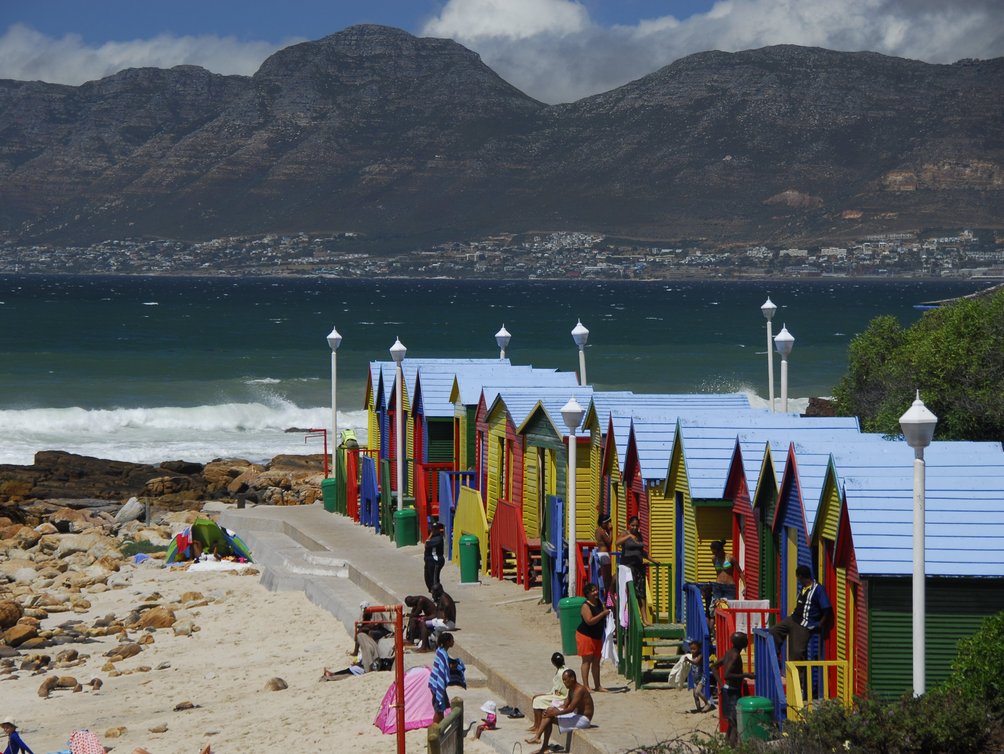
xmin=675 ymin=492 xmax=685 ymax=622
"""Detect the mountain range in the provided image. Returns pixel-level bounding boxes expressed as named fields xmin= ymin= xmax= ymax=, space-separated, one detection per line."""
xmin=1 ymin=24 xmax=1001 ymax=249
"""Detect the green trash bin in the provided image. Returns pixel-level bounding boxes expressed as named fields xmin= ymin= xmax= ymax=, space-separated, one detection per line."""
xmin=459 ymin=534 xmax=480 ymax=583
xmin=320 ymin=477 xmax=338 ymax=513
xmin=737 ymin=696 xmax=775 ymax=742
xmin=558 ymin=596 xmax=586 ymax=657
xmin=393 ymin=508 xmax=419 ymax=547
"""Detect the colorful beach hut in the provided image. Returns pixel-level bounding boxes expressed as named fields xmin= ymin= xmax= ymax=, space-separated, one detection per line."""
xmin=816 ymin=440 xmax=1004 ymax=698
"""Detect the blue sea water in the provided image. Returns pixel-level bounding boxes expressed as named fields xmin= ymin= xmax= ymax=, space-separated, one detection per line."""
xmin=0 ymin=275 xmax=985 ymax=465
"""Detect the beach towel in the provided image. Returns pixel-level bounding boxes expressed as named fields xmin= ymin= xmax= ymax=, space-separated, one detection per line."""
xmin=617 ymin=564 xmax=633 ymax=628
xmin=601 ymin=610 xmax=618 ymax=666
xmin=69 ymin=729 xmax=106 ymax=754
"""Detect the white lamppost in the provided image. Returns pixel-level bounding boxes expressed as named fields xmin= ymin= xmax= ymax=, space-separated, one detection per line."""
xmin=761 ymin=297 xmax=777 ymax=412
xmin=571 ymin=320 xmax=589 ymax=385
xmin=495 ymin=324 xmax=511 ymax=360
xmin=899 ymin=391 xmax=937 ymax=696
xmin=774 ymin=324 xmax=794 ymax=412
xmin=390 ymin=337 xmax=407 ymax=512
xmin=326 ymin=326 xmax=342 ymax=478
xmin=561 ymin=397 xmax=585 ymax=597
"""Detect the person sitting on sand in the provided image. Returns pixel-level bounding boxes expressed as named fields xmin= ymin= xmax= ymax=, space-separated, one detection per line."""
xmin=529 ymin=652 xmax=568 ymax=732
xmin=525 ymin=669 xmax=593 ymax=753
xmin=1 ymin=720 xmax=33 ymax=754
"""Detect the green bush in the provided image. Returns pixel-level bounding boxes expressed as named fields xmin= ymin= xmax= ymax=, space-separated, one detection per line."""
xmin=120 ymin=539 xmax=168 ymax=556
xmin=945 ymin=610 xmax=1004 ymax=720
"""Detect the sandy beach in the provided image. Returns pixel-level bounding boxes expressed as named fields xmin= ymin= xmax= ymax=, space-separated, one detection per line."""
xmin=1 ymin=560 xmax=495 ymax=754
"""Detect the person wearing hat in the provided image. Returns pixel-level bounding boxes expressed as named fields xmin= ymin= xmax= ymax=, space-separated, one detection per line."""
xmin=474 ymin=700 xmax=497 ymax=739
xmin=1 ymin=719 xmax=34 ymax=754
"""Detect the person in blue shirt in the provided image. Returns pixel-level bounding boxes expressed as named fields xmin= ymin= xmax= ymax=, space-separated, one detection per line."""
xmin=769 ymin=564 xmax=832 ymax=661
xmin=1 ymin=720 xmax=33 ymax=754
xmin=429 ymin=631 xmax=455 ymax=724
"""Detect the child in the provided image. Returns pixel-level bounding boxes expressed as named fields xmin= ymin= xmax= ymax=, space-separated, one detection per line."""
xmin=712 ymin=632 xmax=755 ymax=746
xmin=474 ymin=700 xmax=498 ymax=739
xmin=687 ymin=640 xmax=712 ymax=713
xmin=1 ymin=720 xmax=33 ymax=754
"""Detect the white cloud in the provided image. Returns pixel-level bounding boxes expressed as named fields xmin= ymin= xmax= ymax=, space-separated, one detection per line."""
xmin=422 ymin=0 xmax=590 ymax=40
xmin=422 ymin=0 xmax=1004 ymax=103
xmin=1 ymin=0 xmax=1001 ymax=104
xmin=0 ymin=23 xmax=292 ymax=85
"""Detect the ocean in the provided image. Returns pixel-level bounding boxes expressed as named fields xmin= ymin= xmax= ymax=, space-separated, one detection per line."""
xmin=0 ymin=275 xmax=985 ymax=466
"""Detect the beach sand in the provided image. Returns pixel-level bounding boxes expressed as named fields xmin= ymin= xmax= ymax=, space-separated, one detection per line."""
xmin=2 ymin=561 xmax=495 ymax=754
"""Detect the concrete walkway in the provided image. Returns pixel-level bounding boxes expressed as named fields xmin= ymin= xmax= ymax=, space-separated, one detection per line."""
xmin=220 ymin=503 xmax=718 ymax=754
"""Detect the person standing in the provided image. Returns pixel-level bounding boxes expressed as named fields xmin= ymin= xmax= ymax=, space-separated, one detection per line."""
xmin=712 ymin=632 xmax=755 ymax=746
xmin=576 ymin=583 xmax=609 ymax=692
xmin=429 ymin=632 xmax=455 ymax=724
xmin=1 ymin=720 xmax=33 ymax=754
xmin=594 ymin=514 xmax=613 ymax=598
xmin=769 ymin=564 xmax=832 ymax=662
xmin=617 ymin=516 xmax=657 ymax=625
xmin=424 ymin=521 xmax=446 ymax=590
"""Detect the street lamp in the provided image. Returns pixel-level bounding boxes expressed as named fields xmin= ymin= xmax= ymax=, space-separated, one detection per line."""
xmin=571 ymin=320 xmax=589 ymax=385
xmin=899 ymin=390 xmax=937 ymax=696
xmin=774 ymin=324 xmax=794 ymax=412
xmin=561 ymin=397 xmax=585 ymax=597
xmin=390 ymin=337 xmax=407 ymax=512
xmin=761 ymin=297 xmax=777 ymax=412
xmin=326 ymin=326 xmax=342 ymax=479
xmin=495 ymin=324 xmax=511 ymax=360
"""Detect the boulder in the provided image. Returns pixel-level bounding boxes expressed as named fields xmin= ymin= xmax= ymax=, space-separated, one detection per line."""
xmin=136 ymin=607 xmax=176 ymax=630
xmin=4 ymin=623 xmax=38 ymax=646
xmin=0 ymin=600 xmax=23 ymax=629
xmin=115 ymin=497 xmax=145 ymax=524
xmin=53 ymin=533 xmax=122 ymax=560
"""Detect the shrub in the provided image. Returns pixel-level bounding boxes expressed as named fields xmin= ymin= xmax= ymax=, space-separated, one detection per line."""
xmin=945 ymin=610 xmax=1004 ymax=720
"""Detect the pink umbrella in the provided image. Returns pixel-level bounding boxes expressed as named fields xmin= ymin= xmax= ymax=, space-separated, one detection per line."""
xmin=374 ymin=666 xmax=446 ymax=733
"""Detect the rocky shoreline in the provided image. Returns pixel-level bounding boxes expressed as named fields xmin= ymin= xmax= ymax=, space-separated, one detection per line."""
xmin=0 ymin=450 xmax=327 ymax=517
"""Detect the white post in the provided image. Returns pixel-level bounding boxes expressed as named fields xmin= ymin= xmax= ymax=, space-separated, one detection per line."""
xmin=568 ymin=429 xmax=577 ymax=597
xmin=774 ymin=324 xmax=794 ymax=413
xmin=767 ymin=318 xmax=775 ymax=413
xmin=780 ymin=356 xmax=788 ymax=413
xmin=571 ymin=320 xmax=589 ymax=385
xmin=899 ymin=390 xmax=937 ymax=697
xmin=326 ymin=326 xmax=342 ymax=480
xmin=912 ymin=447 xmax=926 ymax=696
xmin=761 ymin=297 xmax=777 ymax=413
xmin=561 ymin=397 xmax=584 ymax=598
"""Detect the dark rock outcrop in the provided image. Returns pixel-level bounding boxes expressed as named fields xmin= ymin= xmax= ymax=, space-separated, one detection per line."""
xmin=0 ymin=451 xmax=327 ymax=509
xmin=0 ymin=25 xmax=1000 ymax=247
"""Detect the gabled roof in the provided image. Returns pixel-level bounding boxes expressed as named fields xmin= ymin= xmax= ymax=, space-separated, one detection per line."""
xmin=584 ymin=391 xmax=751 ymax=431
xmin=676 ymin=412 xmax=860 ymax=499
xmin=486 ymin=386 xmax=595 ymax=436
xmin=450 ymin=367 xmax=577 ymax=407
xmin=833 ymin=441 xmax=1004 ymax=577
xmin=369 ymin=358 xmax=513 ymax=413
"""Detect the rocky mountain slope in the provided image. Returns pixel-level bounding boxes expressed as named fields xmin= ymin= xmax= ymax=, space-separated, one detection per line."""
xmin=1 ymin=24 xmax=1001 ymax=247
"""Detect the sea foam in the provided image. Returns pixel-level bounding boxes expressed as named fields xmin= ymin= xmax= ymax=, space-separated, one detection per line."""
xmin=1 ymin=403 xmax=369 ymax=466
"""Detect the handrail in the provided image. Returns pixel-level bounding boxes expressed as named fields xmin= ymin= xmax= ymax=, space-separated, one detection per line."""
xmin=785 ymin=660 xmax=851 ymax=720
xmin=753 ymin=627 xmax=787 ymax=728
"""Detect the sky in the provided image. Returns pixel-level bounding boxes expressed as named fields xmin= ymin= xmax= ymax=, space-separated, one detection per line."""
xmin=1 ymin=0 xmax=1002 ymax=103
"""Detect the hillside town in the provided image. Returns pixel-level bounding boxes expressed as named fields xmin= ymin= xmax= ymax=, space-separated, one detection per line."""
xmin=1 ymin=228 xmax=1002 ymax=280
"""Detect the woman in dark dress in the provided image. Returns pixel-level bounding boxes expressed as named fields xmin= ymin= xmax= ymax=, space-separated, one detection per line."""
xmin=424 ymin=521 xmax=445 ymax=590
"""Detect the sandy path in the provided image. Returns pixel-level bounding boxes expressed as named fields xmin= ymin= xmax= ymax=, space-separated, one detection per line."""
xmin=2 ymin=561 xmax=493 ymax=754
